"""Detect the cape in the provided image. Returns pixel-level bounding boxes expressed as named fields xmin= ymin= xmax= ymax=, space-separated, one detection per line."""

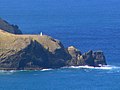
xmin=0 ymin=18 xmax=107 ymax=70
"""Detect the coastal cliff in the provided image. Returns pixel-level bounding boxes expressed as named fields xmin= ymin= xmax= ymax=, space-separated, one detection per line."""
xmin=0 ymin=18 xmax=107 ymax=70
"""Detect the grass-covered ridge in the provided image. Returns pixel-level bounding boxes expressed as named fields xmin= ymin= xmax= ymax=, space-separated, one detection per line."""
xmin=0 ymin=29 xmax=62 ymax=53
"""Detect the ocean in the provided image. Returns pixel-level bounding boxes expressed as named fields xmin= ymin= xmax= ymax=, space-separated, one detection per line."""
xmin=0 ymin=0 xmax=120 ymax=90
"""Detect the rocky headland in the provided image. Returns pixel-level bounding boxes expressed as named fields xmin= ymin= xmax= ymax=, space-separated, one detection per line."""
xmin=0 ymin=18 xmax=107 ymax=70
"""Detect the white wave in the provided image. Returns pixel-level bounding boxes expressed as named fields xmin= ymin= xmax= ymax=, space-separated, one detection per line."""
xmin=0 ymin=70 xmax=17 ymax=73
xmin=0 ymin=65 xmax=119 ymax=74
xmin=63 ymin=65 xmax=120 ymax=70
xmin=41 ymin=68 xmax=53 ymax=71
xmin=0 ymin=69 xmax=53 ymax=73
xmin=0 ymin=70 xmax=30 ymax=74
xmin=0 ymin=70 xmax=18 ymax=75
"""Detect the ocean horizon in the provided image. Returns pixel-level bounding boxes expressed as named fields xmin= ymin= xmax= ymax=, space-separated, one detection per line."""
xmin=0 ymin=0 xmax=120 ymax=90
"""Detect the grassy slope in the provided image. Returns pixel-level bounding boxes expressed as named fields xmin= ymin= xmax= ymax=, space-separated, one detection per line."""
xmin=0 ymin=29 xmax=61 ymax=54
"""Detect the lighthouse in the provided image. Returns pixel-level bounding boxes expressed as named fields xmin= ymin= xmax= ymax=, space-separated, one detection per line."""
xmin=40 ymin=32 xmax=43 ymax=36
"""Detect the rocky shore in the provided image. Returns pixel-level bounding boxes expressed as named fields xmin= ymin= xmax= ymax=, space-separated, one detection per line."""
xmin=0 ymin=18 xmax=107 ymax=70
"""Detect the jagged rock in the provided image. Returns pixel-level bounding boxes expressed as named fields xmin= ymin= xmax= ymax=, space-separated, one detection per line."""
xmin=67 ymin=46 xmax=82 ymax=66
xmin=0 ymin=18 xmax=22 ymax=34
xmin=36 ymin=35 xmax=70 ymax=68
xmin=67 ymin=47 xmax=95 ymax=66
xmin=93 ymin=51 xmax=107 ymax=67
xmin=67 ymin=48 xmax=107 ymax=67
xmin=80 ymin=50 xmax=95 ymax=66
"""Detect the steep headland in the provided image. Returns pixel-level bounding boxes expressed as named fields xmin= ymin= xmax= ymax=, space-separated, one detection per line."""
xmin=0 ymin=19 xmax=107 ymax=70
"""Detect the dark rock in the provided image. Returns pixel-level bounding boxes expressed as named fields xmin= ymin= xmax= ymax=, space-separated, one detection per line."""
xmin=67 ymin=48 xmax=107 ymax=67
xmin=34 ymin=35 xmax=71 ymax=68
xmin=93 ymin=51 xmax=107 ymax=67
xmin=0 ymin=18 xmax=22 ymax=34
xmin=81 ymin=50 xmax=95 ymax=66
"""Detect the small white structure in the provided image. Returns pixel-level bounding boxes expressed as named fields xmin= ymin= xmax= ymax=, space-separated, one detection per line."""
xmin=40 ymin=32 xmax=43 ymax=36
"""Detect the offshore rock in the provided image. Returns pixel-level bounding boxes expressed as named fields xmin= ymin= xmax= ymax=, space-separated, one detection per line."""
xmin=67 ymin=46 xmax=82 ymax=66
xmin=93 ymin=51 xmax=107 ymax=67
xmin=80 ymin=50 xmax=95 ymax=66
xmin=67 ymin=48 xmax=107 ymax=67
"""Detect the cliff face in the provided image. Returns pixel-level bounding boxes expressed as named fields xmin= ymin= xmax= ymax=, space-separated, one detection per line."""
xmin=0 ymin=18 xmax=107 ymax=70
xmin=0 ymin=30 xmax=71 ymax=69
xmin=0 ymin=40 xmax=49 ymax=69
xmin=0 ymin=18 xmax=22 ymax=34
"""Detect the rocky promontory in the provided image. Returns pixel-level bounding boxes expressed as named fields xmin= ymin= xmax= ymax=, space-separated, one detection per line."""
xmin=0 ymin=18 xmax=107 ymax=70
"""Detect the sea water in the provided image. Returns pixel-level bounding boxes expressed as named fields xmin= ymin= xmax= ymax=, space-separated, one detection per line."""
xmin=0 ymin=0 xmax=120 ymax=90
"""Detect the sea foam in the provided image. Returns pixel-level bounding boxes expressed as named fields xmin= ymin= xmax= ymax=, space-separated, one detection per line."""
xmin=41 ymin=68 xmax=53 ymax=71
xmin=63 ymin=65 xmax=120 ymax=70
xmin=0 ymin=65 xmax=119 ymax=74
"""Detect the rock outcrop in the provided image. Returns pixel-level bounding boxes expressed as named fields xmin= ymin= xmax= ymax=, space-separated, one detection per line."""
xmin=0 ymin=18 xmax=107 ymax=70
xmin=0 ymin=18 xmax=22 ymax=34
xmin=67 ymin=46 xmax=107 ymax=67
xmin=93 ymin=51 xmax=107 ymax=66
xmin=67 ymin=46 xmax=82 ymax=66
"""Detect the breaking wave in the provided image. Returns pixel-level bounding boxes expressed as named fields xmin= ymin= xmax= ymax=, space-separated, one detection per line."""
xmin=62 ymin=65 xmax=120 ymax=70
xmin=41 ymin=68 xmax=53 ymax=71
xmin=0 ymin=70 xmax=18 ymax=75
xmin=0 ymin=65 xmax=120 ymax=74
xmin=0 ymin=68 xmax=53 ymax=74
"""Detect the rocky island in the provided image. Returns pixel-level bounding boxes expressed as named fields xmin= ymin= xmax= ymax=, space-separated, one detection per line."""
xmin=0 ymin=18 xmax=107 ymax=70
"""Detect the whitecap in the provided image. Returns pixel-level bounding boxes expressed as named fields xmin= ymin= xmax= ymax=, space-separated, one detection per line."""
xmin=41 ymin=68 xmax=53 ymax=71
xmin=0 ymin=70 xmax=18 ymax=75
xmin=63 ymin=65 xmax=120 ymax=70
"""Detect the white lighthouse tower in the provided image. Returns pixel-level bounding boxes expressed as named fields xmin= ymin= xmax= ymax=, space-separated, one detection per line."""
xmin=40 ymin=32 xmax=43 ymax=36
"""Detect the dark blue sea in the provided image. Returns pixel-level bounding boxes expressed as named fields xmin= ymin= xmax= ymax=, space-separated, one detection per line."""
xmin=0 ymin=0 xmax=120 ymax=90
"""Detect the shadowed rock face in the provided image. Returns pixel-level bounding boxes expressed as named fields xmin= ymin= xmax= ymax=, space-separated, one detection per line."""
xmin=81 ymin=50 xmax=95 ymax=66
xmin=93 ymin=51 xmax=107 ymax=67
xmin=0 ymin=18 xmax=22 ymax=34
